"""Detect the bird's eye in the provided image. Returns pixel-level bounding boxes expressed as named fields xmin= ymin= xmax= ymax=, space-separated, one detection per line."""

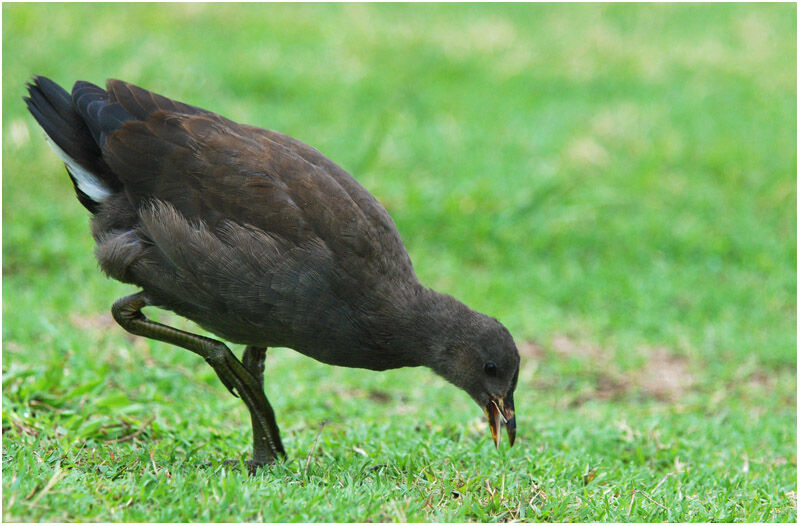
xmin=484 ymin=362 xmax=497 ymax=376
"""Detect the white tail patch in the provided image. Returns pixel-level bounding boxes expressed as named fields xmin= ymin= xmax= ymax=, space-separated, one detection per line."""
xmin=44 ymin=136 xmax=112 ymax=202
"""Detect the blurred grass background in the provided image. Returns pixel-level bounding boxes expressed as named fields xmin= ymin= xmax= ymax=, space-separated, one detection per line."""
xmin=2 ymin=3 xmax=796 ymax=522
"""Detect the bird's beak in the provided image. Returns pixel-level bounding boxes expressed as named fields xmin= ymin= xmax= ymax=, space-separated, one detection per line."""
xmin=484 ymin=392 xmax=516 ymax=448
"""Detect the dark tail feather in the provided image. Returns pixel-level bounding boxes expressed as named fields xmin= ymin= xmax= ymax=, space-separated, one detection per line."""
xmin=24 ymin=76 xmax=122 ymax=213
xmin=73 ymin=80 xmax=134 ymax=147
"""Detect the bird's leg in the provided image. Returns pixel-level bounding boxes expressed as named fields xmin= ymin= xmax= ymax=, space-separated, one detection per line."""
xmin=242 ymin=346 xmax=266 ymax=387
xmin=241 ymin=346 xmax=283 ymax=469
xmin=111 ymin=292 xmax=285 ymax=468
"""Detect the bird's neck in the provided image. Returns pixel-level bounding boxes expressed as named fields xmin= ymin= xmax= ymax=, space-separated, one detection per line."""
xmin=362 ymin=284 xmax=476 ymax=372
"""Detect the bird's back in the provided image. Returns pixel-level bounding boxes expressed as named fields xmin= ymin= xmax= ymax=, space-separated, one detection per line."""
xmin=98 ymin=79 xmax=413 ymax=277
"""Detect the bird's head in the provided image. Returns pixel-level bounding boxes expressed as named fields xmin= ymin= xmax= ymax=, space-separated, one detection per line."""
xmin=425 ymin=305 xmax=520 ymax=448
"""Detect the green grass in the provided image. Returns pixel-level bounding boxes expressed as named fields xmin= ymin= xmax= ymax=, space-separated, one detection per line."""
xmin=3 ymin=3 xmax=796 ymax=522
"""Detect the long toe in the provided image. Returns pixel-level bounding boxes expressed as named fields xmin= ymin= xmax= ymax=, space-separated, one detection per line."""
xmin=205 ymin=357 xmax=240 ymax=398
xmin=246 ymin=458 xmax=270 ymax=475
xmin=219 ymin=458 xmax=271 ymax=475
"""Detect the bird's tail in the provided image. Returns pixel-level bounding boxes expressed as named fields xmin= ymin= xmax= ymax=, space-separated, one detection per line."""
xmin=24 ymin=76 xmax=122 ymax=213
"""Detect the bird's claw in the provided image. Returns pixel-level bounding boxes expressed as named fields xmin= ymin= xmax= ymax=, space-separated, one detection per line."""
xmin=205 ymin=357 xmax=240 ymax=398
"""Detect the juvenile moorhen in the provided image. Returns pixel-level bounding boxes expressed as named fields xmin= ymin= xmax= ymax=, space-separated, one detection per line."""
xmin=25 ymin=76 xmax=519 ymax=469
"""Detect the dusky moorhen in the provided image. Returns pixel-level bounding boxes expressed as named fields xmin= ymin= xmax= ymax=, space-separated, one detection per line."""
xmin=24 ymin=76 xmax=519 ymax=469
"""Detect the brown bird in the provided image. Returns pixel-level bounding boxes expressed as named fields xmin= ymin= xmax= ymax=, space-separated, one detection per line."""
xmin=24 ymin=76 xmax=519 ymax=470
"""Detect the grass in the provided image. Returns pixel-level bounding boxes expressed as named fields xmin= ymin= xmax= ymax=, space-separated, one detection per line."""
xmin=2 ymin=3 xmax=796 ymax=522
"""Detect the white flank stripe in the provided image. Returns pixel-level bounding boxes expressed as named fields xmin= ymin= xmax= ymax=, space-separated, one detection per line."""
xmin=44 ymin=136 xmax=112 ymax=202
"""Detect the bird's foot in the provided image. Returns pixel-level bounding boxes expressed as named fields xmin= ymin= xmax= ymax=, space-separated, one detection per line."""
xmin=203 ymin=347 xmax=242 ymax=398
xmin=246 ymin=458 xmax=270 ymax=475
xmin=220 ymin=457 xmax=271 ymax=475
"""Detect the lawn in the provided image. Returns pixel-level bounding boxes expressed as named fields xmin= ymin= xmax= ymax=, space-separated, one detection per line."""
xmin=2 ymin=3 xmax=796 ymax=522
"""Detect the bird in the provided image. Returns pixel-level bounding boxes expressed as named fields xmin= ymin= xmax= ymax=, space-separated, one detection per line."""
xmin=24 ymin=76 xmax=519 ymax=470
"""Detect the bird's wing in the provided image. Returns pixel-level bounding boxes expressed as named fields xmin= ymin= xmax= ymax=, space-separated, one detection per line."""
xmin=86 ymin=79 xmax=415 ymax=283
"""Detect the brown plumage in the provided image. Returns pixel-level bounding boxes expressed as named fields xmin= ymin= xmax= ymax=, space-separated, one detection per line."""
xmin=25 ymin=76 xmax=519 ymax=469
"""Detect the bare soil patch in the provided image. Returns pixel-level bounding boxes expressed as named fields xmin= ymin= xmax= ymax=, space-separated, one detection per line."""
xmin=637 ymin=346 xmax=694 ymax=401
xmin=522 ymin=334 xmax=695 ymax=404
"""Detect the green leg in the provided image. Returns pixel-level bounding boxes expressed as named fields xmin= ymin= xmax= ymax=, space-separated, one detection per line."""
xmin=111 ymin=292 xmax=285 ymax=468
xmin=242 ymin=346 xmax=266 ymax=387
xmin=242 ymin=346 xmax=286 ymax=468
